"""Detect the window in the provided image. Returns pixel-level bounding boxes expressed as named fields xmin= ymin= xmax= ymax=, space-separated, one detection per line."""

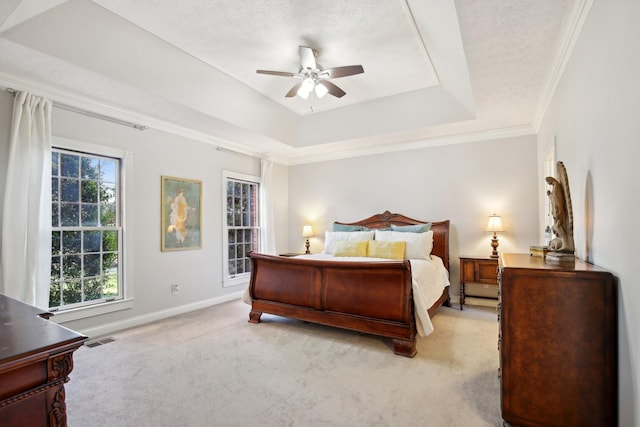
xmin=50 ymin=147 xmax=122 ymax=311
xmin=222 ymin=171 xmax=260 ymax=287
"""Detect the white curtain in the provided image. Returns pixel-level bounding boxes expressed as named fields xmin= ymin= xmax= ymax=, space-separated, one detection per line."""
xmin=259 ymin=158 xmax=276 ymax=254
xmin=0 ymin=91 xmax=52 ymax=309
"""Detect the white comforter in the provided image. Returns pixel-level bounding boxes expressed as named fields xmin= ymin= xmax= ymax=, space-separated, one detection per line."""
xmin=293 ymin=253 xmax=450 ymax=337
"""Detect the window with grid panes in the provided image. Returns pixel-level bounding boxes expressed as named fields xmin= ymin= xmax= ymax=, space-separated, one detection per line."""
xmin=50 ymin=149 xmax=122 ymax=310
xmin=223 ymin=172 xmax=259 ymax=286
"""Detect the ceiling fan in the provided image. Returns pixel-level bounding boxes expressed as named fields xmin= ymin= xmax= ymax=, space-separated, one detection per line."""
xmin=257 ymin=46 xmax=364 ymax=99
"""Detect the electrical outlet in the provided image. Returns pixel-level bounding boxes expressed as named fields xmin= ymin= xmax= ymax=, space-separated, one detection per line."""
xmin=171 ymin=284 xmax=179 ymax=295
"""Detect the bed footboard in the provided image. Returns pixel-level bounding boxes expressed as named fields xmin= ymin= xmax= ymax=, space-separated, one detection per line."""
xmin=248 ymin=252 xmax=418 ymax=356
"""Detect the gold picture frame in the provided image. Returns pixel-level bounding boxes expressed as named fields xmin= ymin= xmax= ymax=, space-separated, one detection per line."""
xmin=161 ymin=176 xmax=202 ymax=251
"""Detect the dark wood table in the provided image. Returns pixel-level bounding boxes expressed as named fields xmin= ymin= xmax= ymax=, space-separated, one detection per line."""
xmin=0 ymin=294 xmax=87 ymax=427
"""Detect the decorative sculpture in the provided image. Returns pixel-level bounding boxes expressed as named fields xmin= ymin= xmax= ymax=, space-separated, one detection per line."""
xmin=545 ymin=161 xmax=575 ymax=261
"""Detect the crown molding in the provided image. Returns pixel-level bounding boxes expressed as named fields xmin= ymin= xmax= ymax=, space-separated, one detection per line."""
xmin=286 ymin=124 xmax=536 ymax=165
xmin=0 ymin=72 xmax=535 ymax=167
xmin=0 ymin=72 xmax=282 ymax=163
xmin=533 ymin=0 xmax=593 ymax=131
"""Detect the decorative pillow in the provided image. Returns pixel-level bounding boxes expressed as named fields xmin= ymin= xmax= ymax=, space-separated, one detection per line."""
xmin=367 ymin=240 xmax=405 ymax=260
xmin=333 ymin=240 xmax=369 ymax=257
xmin=332 ymin=223 xmax=364 ymax=232
xmin=374 ymin=230 xmax=434 ymax=260
xmin=391 ymin=223 xmax=432 ymax=233
xmin=323 ymin=231 xmax=374 ymax=254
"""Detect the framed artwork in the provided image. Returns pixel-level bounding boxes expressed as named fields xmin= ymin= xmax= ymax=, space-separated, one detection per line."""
xmin=161 ymin=176 xmax=202 ymax=251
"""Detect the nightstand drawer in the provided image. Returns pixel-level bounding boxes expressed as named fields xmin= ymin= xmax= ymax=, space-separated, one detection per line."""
xmin=461 ymin=258 xmax=498 ymax=284
xmin=459 ymin=256 xmax=499 ymax=310
xmin=476 ymin=260 xmax=499 ymax=283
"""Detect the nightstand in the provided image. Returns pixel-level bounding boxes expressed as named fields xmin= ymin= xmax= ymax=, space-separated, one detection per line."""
xmin=459 ymin=255 xmax=499 ymax=310
xmin=279 ymin=253 xmax=303 ymax=257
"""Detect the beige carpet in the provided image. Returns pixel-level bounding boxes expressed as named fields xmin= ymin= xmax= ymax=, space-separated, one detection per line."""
xmin=66 ymin=299 xmax=501 ymax=426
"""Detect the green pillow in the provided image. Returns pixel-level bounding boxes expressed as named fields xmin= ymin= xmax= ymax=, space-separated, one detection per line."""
xmin=333 ymin=223 xmax=363 ymax=232
xmin=390 ymin=223 xmax=432 ymax=233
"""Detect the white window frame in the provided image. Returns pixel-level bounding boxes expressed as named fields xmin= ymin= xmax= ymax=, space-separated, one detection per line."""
xmin=222 ymin=170 xmax=260 ymax=288
xmin=50 ymin=137 xmax=134 ymax=323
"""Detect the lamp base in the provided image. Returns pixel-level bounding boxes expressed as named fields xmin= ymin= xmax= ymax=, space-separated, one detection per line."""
xmin=305 ymin=238 xmax=311 ymax=254
xmin=490 ymin=234 xmax=499 ymax=258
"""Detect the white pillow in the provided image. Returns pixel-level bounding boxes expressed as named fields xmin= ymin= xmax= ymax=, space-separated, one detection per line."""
xmin=374 ymin=230 xmax=433 ymax=260
xmin=323 ymin=231 xmax=374 ymax=254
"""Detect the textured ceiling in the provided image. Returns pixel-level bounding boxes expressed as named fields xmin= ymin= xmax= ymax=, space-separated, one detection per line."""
xmin=0 ymin=0 xmax=576 ymax=163
xmin=91 ymin=0 xmax=440 ymax=115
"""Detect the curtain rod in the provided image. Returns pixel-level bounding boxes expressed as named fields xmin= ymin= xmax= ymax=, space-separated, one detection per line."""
xmin=216 ymin=145 xmax=260 ymax=159
xmin=4 ymin=87 xmax=148 ymax=131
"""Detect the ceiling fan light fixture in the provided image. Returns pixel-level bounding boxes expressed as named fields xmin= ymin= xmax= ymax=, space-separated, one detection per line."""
xmin=314 ymin=82 xmax=328 ymax=98
xmin=258 ymin=46 xmax=364 ymax=99
xmin=297 ymin=78 xmax=314 ymax=99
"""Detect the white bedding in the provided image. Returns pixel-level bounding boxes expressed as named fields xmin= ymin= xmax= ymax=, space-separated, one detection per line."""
xmin=293 ymin=253 xmax=450 ymax=337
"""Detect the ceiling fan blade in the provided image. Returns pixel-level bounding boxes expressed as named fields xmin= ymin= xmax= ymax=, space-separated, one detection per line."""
xmin=256 ymin=70 xmax=296 ymax=77
xmin=323 ymin=65 xmax=364 ymax=78
xmin=285 ymin=81 xmax=304 ymax=97
xmin=299 ymin=46 xmax=317 ymax=70
xmin=321 ymin=80 xmax=347 ymax=98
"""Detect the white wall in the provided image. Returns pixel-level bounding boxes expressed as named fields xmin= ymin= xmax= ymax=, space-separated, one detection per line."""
xmin=0 ymin=89 xmax=289 ymax=335
xmin=287 ymin=135 xmax=539 ymax=296
xmin=537 ymin=0 xmax=640 ymax=424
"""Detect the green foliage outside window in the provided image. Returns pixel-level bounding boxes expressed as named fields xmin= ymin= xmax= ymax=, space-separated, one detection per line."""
xmin=50 ymin=150 xmax=121 ymax=310
xmin=226 ymin=178 xmax=259 ymax=278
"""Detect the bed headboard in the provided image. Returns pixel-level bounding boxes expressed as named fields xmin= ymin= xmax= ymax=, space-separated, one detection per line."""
xmin=334 ymin=210 xmax=450 ymax=270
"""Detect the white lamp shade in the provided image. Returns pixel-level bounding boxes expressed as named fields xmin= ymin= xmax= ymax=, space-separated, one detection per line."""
xmin=297 ymin=88 xmax=310 ymax=99
xmin=302 ymin=224 xmax=314 ymax=237
xmin=486 ymin=215 xmax=504 ymax=232
xmin=315 ymin=82 xmax=328 ymax=98
xmin=297 ymin=78 xmax=314 ymax=99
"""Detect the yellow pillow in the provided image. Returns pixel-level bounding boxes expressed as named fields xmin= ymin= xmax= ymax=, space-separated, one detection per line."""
xmin=367 ymin=240 xmax=406 ymax=260
xmin=333 ymin=240 xmax=369 ymax=257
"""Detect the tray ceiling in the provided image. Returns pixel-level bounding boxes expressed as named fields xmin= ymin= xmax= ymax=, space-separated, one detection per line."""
xmin=0 ymin=0 xmax=577 ymax=163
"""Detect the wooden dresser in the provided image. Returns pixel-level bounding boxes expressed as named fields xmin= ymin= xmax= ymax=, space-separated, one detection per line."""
xmin=0 ymin=294 xmax=86 ymax=427
xmin=498 ymin=253 xmax=617 ymax=427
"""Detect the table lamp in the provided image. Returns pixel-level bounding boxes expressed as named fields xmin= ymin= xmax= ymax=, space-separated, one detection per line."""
xmin=302 ymin=224 xmax=314 ymax=254
xmin=486 ymin=214 xmax=504 ymax=258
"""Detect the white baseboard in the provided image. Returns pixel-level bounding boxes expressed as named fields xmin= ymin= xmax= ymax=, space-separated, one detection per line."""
xmin=72 ymin=291 xmax=244 ymax=338
xmin=71 ymin=291 xmax=470 ymax=338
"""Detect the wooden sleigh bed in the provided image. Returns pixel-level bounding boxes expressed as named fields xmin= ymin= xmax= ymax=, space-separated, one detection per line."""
xmin=247 ymin=211 xmax=451 ymax=357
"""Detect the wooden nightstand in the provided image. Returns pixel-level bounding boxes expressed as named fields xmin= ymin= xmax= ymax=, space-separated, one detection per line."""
xmin=279 ymin=253 xmax=303 ymax=257
xmin=459 ymin=255 xmax=499 ymax=310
